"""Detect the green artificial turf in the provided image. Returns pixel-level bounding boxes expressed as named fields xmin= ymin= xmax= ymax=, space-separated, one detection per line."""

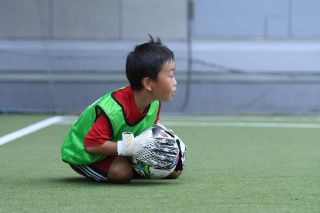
xmin=1 ymin=115 xmax=320 ymax=212
xmin=0 ymin=114 xmax=50 ymax=136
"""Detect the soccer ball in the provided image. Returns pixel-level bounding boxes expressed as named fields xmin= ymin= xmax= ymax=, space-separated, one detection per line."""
xmin=131 ymin=156 xmax=179 ymax=179
xmin=131 ymin=124 xmax=180 ymax=179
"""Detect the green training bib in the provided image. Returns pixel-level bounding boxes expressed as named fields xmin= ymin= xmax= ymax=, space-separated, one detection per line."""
xmin=61 ymin=89 xmax=159 ymax=165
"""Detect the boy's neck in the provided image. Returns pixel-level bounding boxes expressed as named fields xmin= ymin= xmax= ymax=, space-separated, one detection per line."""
xmin=133 ymin=89 xmax=153 ymax=113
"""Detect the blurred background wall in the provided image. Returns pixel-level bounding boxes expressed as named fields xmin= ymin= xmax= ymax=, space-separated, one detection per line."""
xmin=0 ymin=0 xmax=187 ymax=39
xmin=1 ymin=0 xmax=320 ymax=115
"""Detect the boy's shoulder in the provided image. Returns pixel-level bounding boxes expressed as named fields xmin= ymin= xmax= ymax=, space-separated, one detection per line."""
xmin=112 ymin=86 xmax=131 ymax=97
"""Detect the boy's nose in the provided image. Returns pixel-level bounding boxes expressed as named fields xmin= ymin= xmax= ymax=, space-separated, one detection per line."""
xmin=173 ymin=76 xmax=177 ymax=86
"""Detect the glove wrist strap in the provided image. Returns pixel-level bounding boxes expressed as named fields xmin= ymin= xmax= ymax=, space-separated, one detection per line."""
xmin=117 ymin=132 xmax=134 ymax=156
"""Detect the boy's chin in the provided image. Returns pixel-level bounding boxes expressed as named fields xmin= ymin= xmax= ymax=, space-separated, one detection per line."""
xmin=156 ymin=94 xmax=175 ymax=102
xmin=165 ymin=96 xmax=174 ymax=102
xmin=157 ymin=97 xmax=172 ymax=102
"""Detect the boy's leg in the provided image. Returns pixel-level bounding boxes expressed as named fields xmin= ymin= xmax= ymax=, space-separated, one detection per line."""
xmin=69 ymin=156 xmax=133 ymax=183
xmin=107 ymin=156 xmax=133 ymax=183
xmin=69 ymin=156 xmax=115 ymax=182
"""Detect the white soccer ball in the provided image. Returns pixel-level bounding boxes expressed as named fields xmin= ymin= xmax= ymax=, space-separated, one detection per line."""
xmin=131 ymin=124 xmax=180 ymax=179
xmin=131 ymin=157 xmax=179 ymax=179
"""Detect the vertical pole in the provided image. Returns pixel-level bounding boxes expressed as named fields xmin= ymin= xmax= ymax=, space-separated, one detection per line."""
xmin=118 ymin=0 xmax=123 ymax=39
xmin=181 ymin=0 xmax=193 ymax=111
xmin=287 ymin=0 xmax=293 ymax=37
xmin=42 ymin=0 xmax=57 ymax=113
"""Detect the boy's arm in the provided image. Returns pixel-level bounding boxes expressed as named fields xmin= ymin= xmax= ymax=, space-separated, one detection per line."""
xmin=83 ymin=114 xmax=156 ymax=156
xmin=86 ymin=100 xmax=161 ymax=155
xmin=85 ymin=140 xmax=118 ymax=155
xmin=84 ymin=114 xmax=118 ymax=155
xmin=84 ymin=113 xmax=179 ymax=168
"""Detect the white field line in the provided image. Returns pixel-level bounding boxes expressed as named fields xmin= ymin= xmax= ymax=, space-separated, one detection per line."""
xmin=59 ymin=116 xmax=320 ymax=129
xmin=163 ymin=121 xmax=320 ymax=129
xmin=0 ymin=116 xmax=64 ymax=146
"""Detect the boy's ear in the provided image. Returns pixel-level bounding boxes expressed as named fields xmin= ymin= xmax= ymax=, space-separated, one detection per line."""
xmin=141 ymin=77 xmax=153 ymax=91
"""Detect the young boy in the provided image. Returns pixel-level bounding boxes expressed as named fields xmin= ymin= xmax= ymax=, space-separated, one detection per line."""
xmin=61 ymin=36 xmax=181 ymax=183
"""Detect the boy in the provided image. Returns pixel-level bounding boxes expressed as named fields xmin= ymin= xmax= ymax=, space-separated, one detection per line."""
xmin=61 ymin=36 xmax=181 ymax=183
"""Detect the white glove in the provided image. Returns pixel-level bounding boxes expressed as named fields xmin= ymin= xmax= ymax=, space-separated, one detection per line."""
xmin=117 ymin=130 xmax=153 ymax=156
xmin=154 ymin=123 xmax=187 ymax=170
xmin=155 ymin=123 xmax=175 ymax=137
xmin=117 ymin=127 xmax=179 ymax=168
xmin=152 ymin=123 xmax=187 ymax=170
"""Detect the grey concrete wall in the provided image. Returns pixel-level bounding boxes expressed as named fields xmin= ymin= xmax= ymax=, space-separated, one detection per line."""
xmin=193 ymin=0 xmax=320 ymax=38
xmin=1 ymin=0 xmax=320 ymax=40
xmin=0 ymin=0 xmax=187 ymax=40
xmin=122 ymin=0 xmax=187 ymax=39
xmin=1 ymin=0 xmax=320 ymax=115
xmin=53 ymin=0 xmax=120 ymax=39
xmin=1 ymin=40 xmax=320 ymax=73
xmin=2 ymin=78 xmax=320 ymax=115
xmin=0 ymin=0 xmax=51 ymax=38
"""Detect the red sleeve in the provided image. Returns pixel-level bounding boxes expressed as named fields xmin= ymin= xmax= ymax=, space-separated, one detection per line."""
xmin=84 ymin=114 xmax=112 ymax=147
xmin=155 ymin=102 xmax=161 ymax=123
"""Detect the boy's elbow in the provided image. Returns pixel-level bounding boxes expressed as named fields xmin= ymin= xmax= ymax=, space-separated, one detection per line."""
xmin=85 ymin=146 xmax=96 ymax=154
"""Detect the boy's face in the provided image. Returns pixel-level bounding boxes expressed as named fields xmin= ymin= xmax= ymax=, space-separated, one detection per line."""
xmin=151 ymin=60 xmax=177 ymax=102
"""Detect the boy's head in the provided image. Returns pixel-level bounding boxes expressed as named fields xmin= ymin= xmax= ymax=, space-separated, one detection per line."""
xmin=126 ymin=35 xmax=175 ymax=91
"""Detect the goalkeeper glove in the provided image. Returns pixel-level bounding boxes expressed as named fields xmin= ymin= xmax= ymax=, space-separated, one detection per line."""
xmin=155 ymin=123 xmax=187 ymax=171
xmin=117 ymin=130 xmax=152 ymax=156
xmin=117 ymin=128 xmax=179 ymax=168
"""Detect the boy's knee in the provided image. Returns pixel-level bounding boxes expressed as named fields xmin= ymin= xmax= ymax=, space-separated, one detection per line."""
xmin=108 ymin=157 xmax=133 ymax=183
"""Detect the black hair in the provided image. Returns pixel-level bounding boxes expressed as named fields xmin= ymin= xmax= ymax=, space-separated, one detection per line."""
xmin=126 ymin=35 xmax=175 ymax=91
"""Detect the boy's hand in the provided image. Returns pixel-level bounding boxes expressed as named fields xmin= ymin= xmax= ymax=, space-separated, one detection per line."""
xmin=117 ymin=129 xmax=153 ymax=156
xmin=117 ymin=128 xmax=179 ymax=168
xmin=154 ymin=123 xmax=187 ymax=170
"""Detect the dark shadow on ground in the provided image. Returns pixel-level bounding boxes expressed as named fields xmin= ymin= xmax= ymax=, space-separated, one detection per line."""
xmin=49 ymin=176 xmax=180 ymax=186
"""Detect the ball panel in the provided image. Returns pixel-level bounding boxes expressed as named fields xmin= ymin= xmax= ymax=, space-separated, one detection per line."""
xmin=132 ymin=159 xmax=175 ymax=179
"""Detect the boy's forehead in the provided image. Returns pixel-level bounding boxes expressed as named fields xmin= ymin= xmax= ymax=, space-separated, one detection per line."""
xmin=164 ymin=60 xmax=176 ymax=70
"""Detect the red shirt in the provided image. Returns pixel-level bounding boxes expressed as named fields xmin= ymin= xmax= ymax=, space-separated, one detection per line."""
xmin=84 ymin=86 xmax=161 ymax=147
